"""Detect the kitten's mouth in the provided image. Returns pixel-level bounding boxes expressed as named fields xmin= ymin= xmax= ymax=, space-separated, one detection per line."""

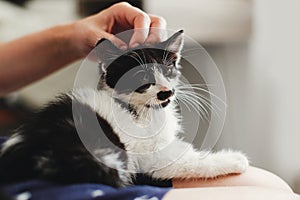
xmin=145 ymin=99 xmax=171 ymax=109
xmin=161 ymin=99 xmax=171 ymax=107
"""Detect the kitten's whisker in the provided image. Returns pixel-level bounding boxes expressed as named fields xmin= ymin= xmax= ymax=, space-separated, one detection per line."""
xmin=141 ymin=107 xmax=150 ymax=122
xmin=131 ymin=51 xmax=144 ymax=64
xmin=177 ymin=85 xmax=226 ymax=106
xmin=181 ymin=47 xmax=205 ymax=54
xmin=177 ymin=94 xmax=208 ymax=120
xmin=176 ymin=87 xmax=224 ymax=120
xmin=177 ymin=91 xmax=221 ymax=120
xmin=176 ymin=86 xmax=224 ymax=112
xmin=163 ymin=53 xmax=178 ymax=66
xmin=182 ymin=98 xmax=205 ymax=120
xmin=162 ymin=41 xmax=171 ymax=63
xmin=177 ymin=89 xmax=215 ymax=109
xmin=177 ymin=80 xmax=215 ymax=88
xmin=136 ymin=98 xmax=153 ymax=119
xmin=184 ymin=93 xmax=222 ymax=120
xmin=178 ymin=93 xmax=210 ymax=116
xmin=175 ymin=96 xmax=192 ymax=113
xmin=128 ymin=55 xmax=144 ymax=70
xmin=132 ymin=69 xmax=146 ymax=77
xmin=173 ymin=97 xmax=181 ymax=106
xmin=179 ymin=83 xmax=215 ymax=87
xmin=180 ymin=90 xmax=221 ymax=113
xmin=138 ymin=105 xmax=147 ymax=118
xmin=176 ymin=94 xmax=205 ymax=119
xmin=129 ymin=51 xmax=147 ymax=70
xmin=141 ymin=50 xmax=147 ymax=66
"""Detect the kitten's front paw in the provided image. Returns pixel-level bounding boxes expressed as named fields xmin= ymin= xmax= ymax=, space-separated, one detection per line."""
xmin=225 ymin=151 xmax=249 ymax=174
xmin=204 ymin=150 xmax=249 ymax=178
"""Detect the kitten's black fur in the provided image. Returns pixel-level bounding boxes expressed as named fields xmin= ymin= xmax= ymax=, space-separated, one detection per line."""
xmin=0 ymin=31 xmax=183 ymax=187
xmin=0 ymin=95 xmax=126 ymax=187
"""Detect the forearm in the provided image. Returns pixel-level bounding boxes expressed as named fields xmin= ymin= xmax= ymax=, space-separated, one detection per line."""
xmin=0 ymin=24 xmax=81 ymax=96
xmin=168 ymin=167 xmax=296 ymax=200
xmin=163 ymin=186 xmax=298 ymax=200
xmin=172 ymin=167 xmax=293 ymax=192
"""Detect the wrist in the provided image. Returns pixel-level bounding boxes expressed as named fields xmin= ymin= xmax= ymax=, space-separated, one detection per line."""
xmin=50 ymin=23 xmax=86 ymax=61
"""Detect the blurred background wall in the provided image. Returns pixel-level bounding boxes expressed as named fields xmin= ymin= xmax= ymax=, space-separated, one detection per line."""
xmin=146 ymin=0 xmax=300 ymax=193
xmin=1 ymin=0 xmax=300 ymax=193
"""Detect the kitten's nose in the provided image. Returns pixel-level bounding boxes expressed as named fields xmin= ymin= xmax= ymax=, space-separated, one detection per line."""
xmin=157 ymin=90 xmax=173 ymax=101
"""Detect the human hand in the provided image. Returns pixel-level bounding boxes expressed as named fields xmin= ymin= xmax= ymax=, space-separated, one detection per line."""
xmin=70 ymin=2 xmax=167 ymax=56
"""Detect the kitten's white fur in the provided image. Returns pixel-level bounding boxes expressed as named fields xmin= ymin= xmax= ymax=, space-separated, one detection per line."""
xmin=1 ymin=134 xmax=23 ymax=154
xmin=1 ymin=88 xmax=248 ymax=179
xmin=73 ymin=88 xmax=249 ymax=179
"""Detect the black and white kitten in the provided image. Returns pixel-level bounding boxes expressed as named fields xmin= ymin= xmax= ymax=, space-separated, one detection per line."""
xmin=0 ymin=30 xmax=248 ymax=187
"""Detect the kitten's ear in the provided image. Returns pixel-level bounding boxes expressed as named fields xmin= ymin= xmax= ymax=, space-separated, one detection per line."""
xmin=163 ymin=30 xmax=184 ymax=54
xmin=95 ymin=38 xmax=122 ymax=71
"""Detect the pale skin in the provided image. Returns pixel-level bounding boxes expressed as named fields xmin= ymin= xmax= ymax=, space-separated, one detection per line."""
xmin=0 ymin=2 xmax=297 ymax=198
xmin=166 ymin=166 xmax=298 ymax=199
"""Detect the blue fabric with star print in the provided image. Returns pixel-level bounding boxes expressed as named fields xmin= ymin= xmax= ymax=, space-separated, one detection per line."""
xmin=3 ymin=180 xmax=170 ymax=200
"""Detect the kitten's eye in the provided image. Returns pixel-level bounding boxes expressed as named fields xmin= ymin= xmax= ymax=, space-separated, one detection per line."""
xmin=172 ymin=61 xmax=176 ymax=67
xmin=164 ymin=67 xmax=177 ymax=78
xmin=166 ymin=68 xmax=172 ymax=76
xmin=143 ymin=73 xmax=149 ymax=83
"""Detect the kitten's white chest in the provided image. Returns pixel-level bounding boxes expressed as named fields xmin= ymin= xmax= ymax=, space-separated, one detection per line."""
xmin=112 ymin=105 xmax=180 ymax=153
xmin=76 ymin=89 xmax=181 ymax=152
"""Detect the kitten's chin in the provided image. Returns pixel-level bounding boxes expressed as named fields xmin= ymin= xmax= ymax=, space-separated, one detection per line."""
xmin=145 ymin=99 xmax=171 ymax=109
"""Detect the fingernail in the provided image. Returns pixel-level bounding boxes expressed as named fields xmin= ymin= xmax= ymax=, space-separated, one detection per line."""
xmin=120 ymin=45 xmax=127 ymax=51
xmin=131 ymin=43 xmax=139 ymax=48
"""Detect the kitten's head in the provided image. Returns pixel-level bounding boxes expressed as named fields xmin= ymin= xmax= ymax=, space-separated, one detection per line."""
xmin=96 ymin=30 xmax=184 ymax=110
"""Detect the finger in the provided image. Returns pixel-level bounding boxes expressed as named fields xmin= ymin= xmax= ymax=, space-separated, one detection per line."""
xmin=145 ymin=15 xmax=168 ymax=44
xmin=110 ymin=3 xmax=151 ymax=47
xmin=100 ymin=32 xmax=128 ymax=50
xmin=128 ymin=13 xmax=151 ymax=48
